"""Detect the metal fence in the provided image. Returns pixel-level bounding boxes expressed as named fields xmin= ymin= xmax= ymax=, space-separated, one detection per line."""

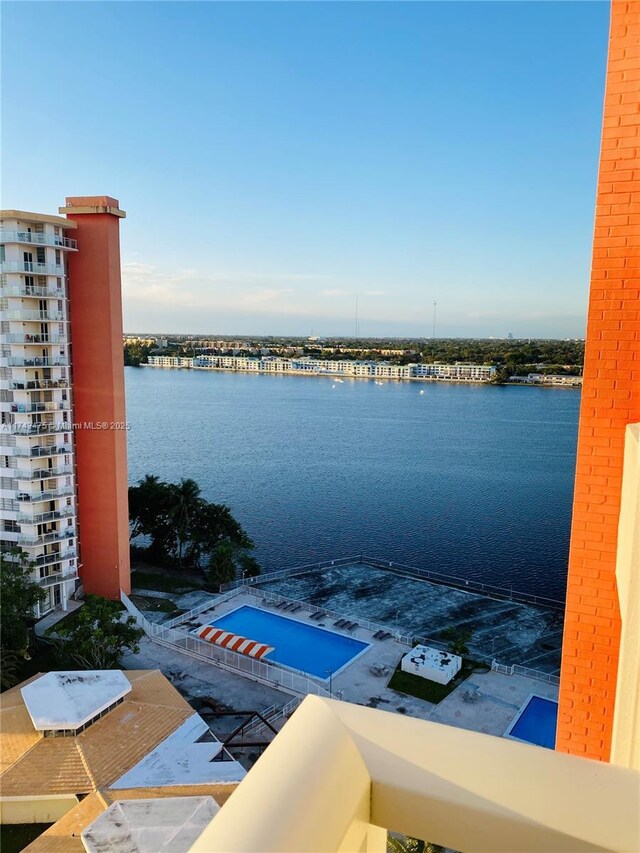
xmin=121 ymin=591 xmax=331 ymax=699
xmin=491 ymin=660 xmax=560 ymax=685
xmin=224 ymin=553 xmax=565 ymax=612
xmin=163 ymin=587 xmax=243 ymax=629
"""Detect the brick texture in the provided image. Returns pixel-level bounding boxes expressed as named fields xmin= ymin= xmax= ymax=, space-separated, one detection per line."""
xmin=557 ymin=0 xmax=640 ymax=761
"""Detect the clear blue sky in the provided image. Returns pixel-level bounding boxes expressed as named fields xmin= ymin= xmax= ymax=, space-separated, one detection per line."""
xmin=2 ymin=1 xmax=610 ymax=338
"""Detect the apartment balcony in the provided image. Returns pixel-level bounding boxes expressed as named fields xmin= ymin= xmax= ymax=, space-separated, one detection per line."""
xmin=1 ymin=284 xmax=66 ymax=299
xmin=16 ymin=485 xmax=75 ymax=502
xmin=15 ymin=529 xmax=76 ymax=547
xmin=16 ymin=507 xmax=75 ymax=524
xmin=6 ymin=357 xmax=68 ymax=368
xmin=6 ymin=402 xmax=68 ymax=414
xmin=9 ymin=444 xmax=72 ymax=459
xmin=10 ymin=380 xmax=68 ymax=391
xmin=37 ymin=569 xmax=79 ymax=589
xmin=32 ymin=549 xmax=76 ymax=567
xmin=0 ymin=261 xmax=65 ymax=276
xmin=8 ymin=422 xmax=70 ymax=436
xmin=192 ymin=696 xmax=639 ymax=853
xmin=1 ymin=334 xmax=67 ymax=345
xmin=4 ymin=310 xmax=66 ymax=322
xmin=0 ymin=231 xmax=77 ymax=250
xmin=13 ymin=465 xmax=73 ymax=480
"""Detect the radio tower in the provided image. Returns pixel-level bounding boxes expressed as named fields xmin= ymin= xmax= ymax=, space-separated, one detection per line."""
xmin=432 ymin=301 xmax=437 ymax=339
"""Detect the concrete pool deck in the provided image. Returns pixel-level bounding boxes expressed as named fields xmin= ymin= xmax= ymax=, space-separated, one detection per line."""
xmin=170 ymin=590 xmax=558 ymax=728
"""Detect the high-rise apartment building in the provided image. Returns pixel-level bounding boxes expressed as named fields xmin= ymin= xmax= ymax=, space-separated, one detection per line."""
xmin=0 ymin=197 xmax=130 ymax=614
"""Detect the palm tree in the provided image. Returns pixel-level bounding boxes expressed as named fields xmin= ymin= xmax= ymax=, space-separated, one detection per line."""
xmin=169 ymin=478 xmax=202 ymax=567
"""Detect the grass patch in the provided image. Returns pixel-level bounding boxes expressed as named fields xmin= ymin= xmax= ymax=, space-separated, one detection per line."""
xmin=129 ymin=593 xmax=181 ymax=614
xmin=387 ymin=658 xmax=488 ymax=705
xmin=131 ymin=569 xmax=202 ymax=594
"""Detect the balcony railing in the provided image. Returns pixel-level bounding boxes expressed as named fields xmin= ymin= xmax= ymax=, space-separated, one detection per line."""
xmin=37 ymin=569 xmax=79 ymax=588
xmin=13 ymin=465 xmax=73 ymax=480
xmin=1 ymin=334 xmax=67 ymax=345
xmin=16 ymin=486 xmax=75 ymax=502
xmin=8 ymin=402 xmax=68 ymax=414
xmin=33 ymin=549 xmax=76 ymax=567
xmin=16 ymin=529 xmax=76 ymax=547
xmin=11 ymin=381 xmax=68 ymax=391
xmin=17 ymin=507 xmax=75 ymax=524
xmin=6 ymin=357 xmax=68 ymax=367
xmin=0 ymin=261 xmax=65 ymax=276
xmin=4 ymin=310 xmax=66 ymax=322
xmin=1 ymin=284 xmax=66 ymax=299
xmin=191 ymin=696 xmax=640 ymax=853
xmin=7 ymin=423 xmax=71 ymax=435
xmin=9 ymin=444 xmax=72 ymax=459
xmin=0 ymin=231 xmax=77 ymax=250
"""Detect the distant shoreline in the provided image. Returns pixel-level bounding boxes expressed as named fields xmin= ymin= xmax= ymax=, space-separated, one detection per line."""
xmin=139 ymin=363 xmax=582 ymax=389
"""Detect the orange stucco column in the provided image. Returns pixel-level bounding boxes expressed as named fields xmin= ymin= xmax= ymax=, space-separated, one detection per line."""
xmin=60 ymin=196 xmax=131 ymax=599
xmin=557 ymin=0 xmax=640 ymax=761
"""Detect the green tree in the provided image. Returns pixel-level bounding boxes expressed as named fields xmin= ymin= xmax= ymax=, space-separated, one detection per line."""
xmin=168 ymin=478 xmax=202 ymax=567
xmin=207 ymin=542 xmax=239 ymax=589
xmin=128 ymin=475 xmax=256 ymax=573
xmin=0 ymin=549 xmax=44 ymax=657
xmin=53 ymin=595 xmax=143 ymax=669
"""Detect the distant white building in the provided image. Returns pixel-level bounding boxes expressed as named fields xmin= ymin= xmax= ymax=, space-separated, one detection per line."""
xmin=146 ymin=355 xmax=497 ymax=383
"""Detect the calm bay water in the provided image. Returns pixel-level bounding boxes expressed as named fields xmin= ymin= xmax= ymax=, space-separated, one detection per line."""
xmin=125 ymin=368 xmax=580 ymax=600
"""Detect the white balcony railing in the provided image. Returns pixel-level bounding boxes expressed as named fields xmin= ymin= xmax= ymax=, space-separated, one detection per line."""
xmin=191 ymin=696 xmax=640 ymax=853
xmin=6 ymin=402 xmax=68 ymax=414
xmin=16 ymin=486 xmax=75 ymax=502
xmin=8 ymin=444 xmax=72 ymax=459
xmin=4 ymin=310 xmax=66 ymax=322
xmin=1 ymin=284 xmax=66 ymax=299
xmin=1 ymin=334 xmax=67 ymax=345
xmin=17 ymin=507 xmax=75 ymax=524
xmin=37 ymin=569 xmax=79 ymax=589
xmin=13 ymin=465 xmax=73 ymax=480
xmin=5 ymin=357 xmax=68 ymax=368
xmin=0 ymin=261 xmax=65 ymax=276
xmin=0 ymin=231 xmax=77 ymax=250
xmin=16 ymin=529 xmax=76 ymax=547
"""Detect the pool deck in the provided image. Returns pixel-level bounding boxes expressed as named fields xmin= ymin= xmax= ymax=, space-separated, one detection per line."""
xmin=175 ymin=591 xmax=558 ymax=729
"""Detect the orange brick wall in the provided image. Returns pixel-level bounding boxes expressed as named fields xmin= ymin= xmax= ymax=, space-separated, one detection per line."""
xmin=64 ymin=198 xmax=131 ymax=600
xmin=557 ymin=0 xmax=640 ymax=761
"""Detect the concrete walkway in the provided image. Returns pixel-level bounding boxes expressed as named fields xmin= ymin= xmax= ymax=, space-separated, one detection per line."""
xmin=34 ymin=599 xmax=83 ymax=637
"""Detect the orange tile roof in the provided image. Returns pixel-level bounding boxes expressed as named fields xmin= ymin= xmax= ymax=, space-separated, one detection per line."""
xmin=0 ymin=671 xmax=194 ymax=797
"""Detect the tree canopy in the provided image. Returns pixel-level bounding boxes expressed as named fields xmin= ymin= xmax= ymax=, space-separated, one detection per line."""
xmin=0 ymin=548 xmax=44 ymax=657
xmin=129 ymin=476 xmax=258 ymax=580
xmin=52 ymin=595 xmax=144 ymax=669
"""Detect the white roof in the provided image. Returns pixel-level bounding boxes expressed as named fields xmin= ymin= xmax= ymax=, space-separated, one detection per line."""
xmin=81 ymin=797 xmax=219 ymax=853
xmin=21 ymin=671 xmax=131 ymax=731
xmin=111 ymin=714 xmax=246 ymax=788
xmin=404 ymin=645 xmax=461 ymax=671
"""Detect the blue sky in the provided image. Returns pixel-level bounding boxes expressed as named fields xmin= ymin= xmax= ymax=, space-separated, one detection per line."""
xmin=3 ymin=2 xmax=610 ymax=338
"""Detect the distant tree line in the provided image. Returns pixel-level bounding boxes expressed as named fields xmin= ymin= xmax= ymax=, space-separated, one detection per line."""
xmin=129 ymin=475 xmax=260 ymax=588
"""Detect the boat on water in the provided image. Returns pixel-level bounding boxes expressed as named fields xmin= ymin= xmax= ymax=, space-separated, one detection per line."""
xmin=375 ymin=380 xmax=384 ymax=386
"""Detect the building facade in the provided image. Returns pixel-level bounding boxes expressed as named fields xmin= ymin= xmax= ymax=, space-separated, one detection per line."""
xmin=1 ymin=212 xmax=80 ymax=615
xmin=0 ymin=197 xmax=130 ymax=613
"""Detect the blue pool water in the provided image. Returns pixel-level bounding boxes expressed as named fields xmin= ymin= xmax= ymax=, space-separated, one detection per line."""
xmin=507 ymin=695 xmax=558 ymax=749
xmin=209 ymin=605 xmax=369 ymax=679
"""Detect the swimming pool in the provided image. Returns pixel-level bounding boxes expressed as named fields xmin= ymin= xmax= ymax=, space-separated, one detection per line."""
xmin=505 ymin=694 xmax=558 ymax=749
xmin=207 ymin=605 xmax=370 ymax=679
